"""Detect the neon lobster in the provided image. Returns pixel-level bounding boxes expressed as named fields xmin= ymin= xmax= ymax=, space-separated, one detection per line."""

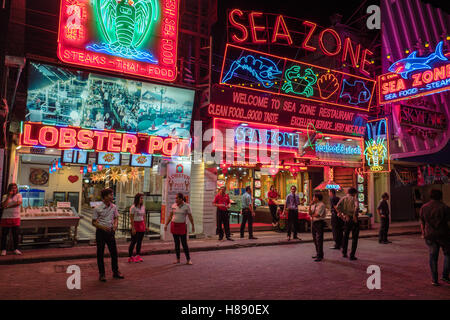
xmin=364 ymin=138 xmax=387 ymax=171
xmin=222 ymin=55 xmax=282 ymax=88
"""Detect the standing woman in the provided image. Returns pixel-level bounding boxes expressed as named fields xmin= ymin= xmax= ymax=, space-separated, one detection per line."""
xmin=164 ymin=193 xmax=195 ymax=265
xmin=267 ymin=186 xmax=279 ymax=227
xmin=1 ymin=183 xmax=23 ymax=256
xmin=128 ymin=193 xmax=147 ymax=262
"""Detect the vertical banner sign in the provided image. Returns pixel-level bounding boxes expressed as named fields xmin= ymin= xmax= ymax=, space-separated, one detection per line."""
xmin=364 ymin=118 xmax=390 ymax=173
xmin=58 ymin=0 xmax=180 ymax=82
xmin=161 ymin=161 xmax=191 ymax=240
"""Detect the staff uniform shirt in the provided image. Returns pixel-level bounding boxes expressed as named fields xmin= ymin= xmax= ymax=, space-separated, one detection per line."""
xmin=171 ymin=202 xmax=191 ymax=223
xmin=268 ymin=191 xmax=278 ymax=206
xmin=242 ymin=192 xmax=252 ymax=210
xmin=1 ymin=194 xmax=22 ymax=220
xmin=285 ymin=193 xmax=300 ymax=210
xmin=336 ymin=195 xmax=358 ymax=217
xmin=130 ymin=204 xmax=145 ymax=222
xmin=377 ymin=200 xmax=390 ymax=217
xmin=311 ymin=202 xmax=327 ymax=221
xmin=93 ymin=202 xmax=119 ymax=229
xmin=214 ymin=193 xmax=230 ymax=211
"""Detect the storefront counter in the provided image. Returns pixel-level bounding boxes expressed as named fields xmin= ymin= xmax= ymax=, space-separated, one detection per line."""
xmin=19 ymin=207 xmax=80 ymax=246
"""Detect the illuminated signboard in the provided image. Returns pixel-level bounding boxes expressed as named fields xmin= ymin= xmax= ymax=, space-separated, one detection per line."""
xmin=235 ymin=126 xmax=299 ymax=149
xmin=130 ymin=154 xmax=153 ymax=167
xmin=399 ymin=104 xmax=446 ymax=130
xmin=226 ymin=10 xmax=374 ymax=77
xmin=97 ymin=152 xmax=121 ymax=166
xmin=378 ymin=42 xmax=450 ymax=104
xmin=220 ymin=45 xmax=376 ymax=112
xmin=57 ymin=0 xmax=179 ymax=82
xmin=62 ymin=149 xmax=89 ymax=164
xmin=206 ymin=85 xmax=368 ymax=136
xmin=26 ymin=62 xmax=194 ymax=138
xmin=364 ymin=118 xmax=390 ymax=173
xmin=20 ymin=122 xmax=190 ymax=157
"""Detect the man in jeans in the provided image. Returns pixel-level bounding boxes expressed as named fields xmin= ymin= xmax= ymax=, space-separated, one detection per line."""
xmin=329 ymin=189 xmax=342 ymax=250
xmin=309 ymin=193 xmax=326 ymax=262
xmin=92 ymin=188 xmax=124 ymax=282
xmin=336 ymin=187 xmax=359 ymax=260
xmin=378 ymin=193 xmax=391 ymax=244
xmin=420 ymin=189 xmax=450 ymax=286
xmin=240 ymin=186 xmax=257 ymax=239
xmin=284 ymin=186 xmax=301 ymax=241
xmin=213 ymin=187 xmax=233 ymax=241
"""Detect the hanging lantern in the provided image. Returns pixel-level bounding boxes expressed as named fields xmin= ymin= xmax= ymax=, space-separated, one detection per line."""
xmin=52 ymin=162 xmax=57 ymax=172
xmin=97 ymin=165 xmax=103 ymax=171
xmin=83 ymin=167 xmax=88 ymax=175
xmin=87 ymin=164 xmax=92 ymax=173
xmin=80 ymin=167 xmax=84 ymax=174
xmin=57 ymin=159 xmax=63 ymax=169
xmin=49 ymin=165 xmax=53 ymax=174
xmin=93 ymin=163 xmax=97 ymax=172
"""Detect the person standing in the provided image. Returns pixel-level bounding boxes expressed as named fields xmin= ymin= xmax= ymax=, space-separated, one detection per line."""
xmin=92 ymin=188 xmax=124 ymax=282
xmin=213 ymin=187 xmax=233 ymax=241
xmin=284 ymin=186 xmax=301 ymax=241
xmin=1 ymin=183 xmax=23 ymax=256
xmin=419 ymin=189 xmax=450 ymax=286
xmin=164 ymin=193 xmax=195 ymax=265
xmin=336 ymin=187 xmax=359 ymax=260
xmin=378 ymin=193 xmax=391 ymax=244
xmin=128 ymin=193 xmax=147 ymax=263
xmin=268 ymin=186 xmax=279 ymax=227
xmin=329 ymin=189 xmax=342 ymax=250
xmin=240 ymin=186 xmax=257 ymax=239
xmin=309 ymin=193 xmax=327 ymax=262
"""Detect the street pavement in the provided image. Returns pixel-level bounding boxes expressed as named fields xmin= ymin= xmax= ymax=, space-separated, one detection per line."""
xmin=0 ymin=234 xmax=449 ymax=300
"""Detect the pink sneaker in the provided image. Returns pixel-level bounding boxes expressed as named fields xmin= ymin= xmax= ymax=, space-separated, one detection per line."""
xmin=135 ymin=255 xmax=143 ymax=262
xmin=128 ymin=256 xmax=136 ymax=263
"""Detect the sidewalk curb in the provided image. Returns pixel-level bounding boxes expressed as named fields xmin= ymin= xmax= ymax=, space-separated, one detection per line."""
xmin=0 ymin=230 xmax=421 ymax=265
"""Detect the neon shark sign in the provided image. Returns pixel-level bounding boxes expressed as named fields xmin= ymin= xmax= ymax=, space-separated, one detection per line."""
xmin=389 ymin=41 xmax=447 ymax=80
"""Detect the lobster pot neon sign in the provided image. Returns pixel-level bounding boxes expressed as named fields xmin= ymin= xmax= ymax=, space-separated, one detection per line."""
xmin=364 ymin=118 xmax=390 ymax=173
xmin=57 ymin=0 xmax=180 ymax=82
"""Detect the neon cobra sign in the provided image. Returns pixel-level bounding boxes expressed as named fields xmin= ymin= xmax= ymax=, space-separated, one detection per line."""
xmin=222 ymin=55 xmax=282 ymax=88
xmin=88 ymin=0 xmax=159 ymax=63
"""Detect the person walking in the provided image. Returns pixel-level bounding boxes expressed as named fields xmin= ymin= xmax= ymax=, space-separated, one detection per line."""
xmin=213 ymin=187 xmax=233 ymax=241
xmin=284 ymin=186 xmax=301 ymax=241
xmin=329 ymin=189 xmax=342 ymax=250
xmin=92 ymin=188 xmax=124 ymax=282
xmin=336 ymin=187 xmax=359 ymax=260
xmin=268 ymin=186 xmax=279 ymax=227
xmin=164 ymin=193 xmax=195 ymax=265
xmin=419 ymin=189 xmax=450 ymax=286
xmin=309 ymin=193 xmax=326 ymax=262
xmin=378 ymin=193 xmax=391 ymax=244
xmin=128 ymin=193 xmax=147 ymax=263
xmin=240 ymin=186 xmax=257 ymax=239
xmin=1 ymin=183 xmax=23 ymax=256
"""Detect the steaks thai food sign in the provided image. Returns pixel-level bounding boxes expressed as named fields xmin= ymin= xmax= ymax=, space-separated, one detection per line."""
xmin=400 ymin=105 xmax=447 ymax=130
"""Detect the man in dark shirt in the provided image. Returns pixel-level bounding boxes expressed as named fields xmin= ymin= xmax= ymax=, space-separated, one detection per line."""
xmin=420 ymin=189 xmax=450 ymax=286
xmin=378 ymin=193 xmax=391 ymax=244
xmin=329 ymin=189 xmax=342 ymax=249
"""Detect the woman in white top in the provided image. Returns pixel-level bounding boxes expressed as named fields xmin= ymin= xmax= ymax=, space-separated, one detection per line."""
xmin=164 ymin=193 xmax=195 ymax=265
xmin=1 ymin=183 xmax=23 ymax=256
xmin=309 ymin=193 xmax=326 ymax=262
xmin=128 ymin=193 xmax=147 ymax=263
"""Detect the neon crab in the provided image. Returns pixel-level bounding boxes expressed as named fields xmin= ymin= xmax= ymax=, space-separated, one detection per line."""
xmin=364 ymin=137 xmax=387 ymax=171
xmin=281 ymin=65 xmax=317 ymax=98
xmin=222 ymin=55 xmax=282 ymax=88
xmin=87 ymin=0 xmax=159 ymax=63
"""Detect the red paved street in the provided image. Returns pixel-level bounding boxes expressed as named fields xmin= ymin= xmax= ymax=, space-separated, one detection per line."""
xmin=0 ymin=234 xmax=449 ymax=300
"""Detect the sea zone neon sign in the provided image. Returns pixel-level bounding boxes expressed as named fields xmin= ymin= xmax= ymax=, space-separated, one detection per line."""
xmin=220 ymin=45 xmax=376 ymax=112
xmin=235 ymin=126 xmax=299 ymax=149
xmin=20 ymin=122 xmax=190 ymax=157
xmin=58 ymin=0 xmax=179 ymax=82
xmin=378 ymin=42 xmax=450 ymax=104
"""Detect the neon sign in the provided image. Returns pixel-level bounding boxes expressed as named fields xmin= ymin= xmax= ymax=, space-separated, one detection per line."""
xmin=364 ymin=118 xmax=390 ymax=173
xmin=222 ymin=55 xmax=282 ymax=88
xmin=20 ymin=122 xmax=190 ymax=157
xmin=58 ymin=0 xmax=179 ymax=82
xmin=235 ymin=126 xmax=299 ymax=149
xmin=227 ymin=11 xmax=373 ymax=76
xmin=326 ymin=184 xmax=341 ymax=190
xmin=220 ymin=44 xmax=376 ymax=112
xmin=378 ymin=43 xmax=450 ymax=104
xmin=389 ymin=41 xmax=447 ymax=79
xmin=315 ymin=143 xmax=362 ymax=155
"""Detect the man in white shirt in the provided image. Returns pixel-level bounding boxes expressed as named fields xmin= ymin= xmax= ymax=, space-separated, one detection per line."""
xmin=309 ymin=193 xmax=327 ymax=262
xmin=92 ymin=188 xmax=124 ymax=282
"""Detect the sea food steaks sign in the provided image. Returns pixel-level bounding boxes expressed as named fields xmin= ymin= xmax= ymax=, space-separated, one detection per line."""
xmin=206 ymin=86 xmax=368 ymax=136
xmin=58 ymin=0 xmax=179 ymax=81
